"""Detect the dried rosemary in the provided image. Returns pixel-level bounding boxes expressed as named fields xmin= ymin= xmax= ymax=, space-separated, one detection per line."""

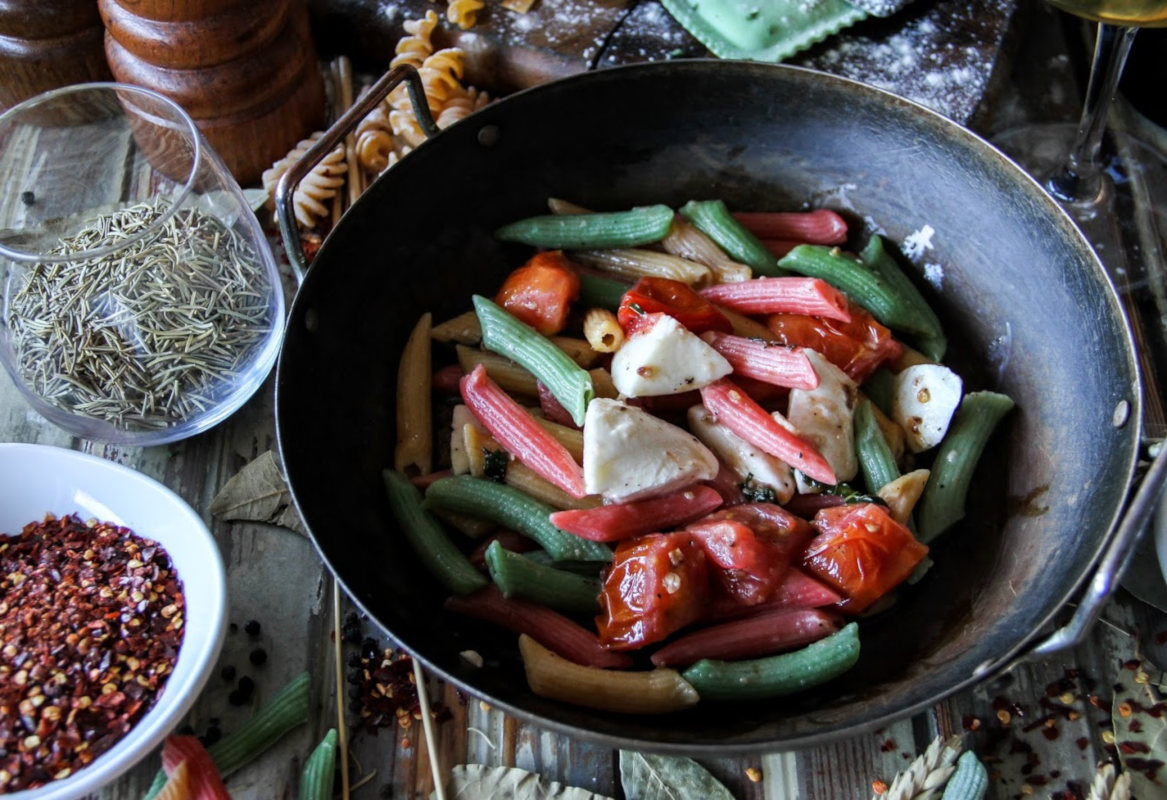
xmin=6 ymin=199 xmax=274 ymax=430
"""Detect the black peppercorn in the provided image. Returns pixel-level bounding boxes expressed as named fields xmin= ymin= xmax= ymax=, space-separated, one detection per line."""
xmin=237 ymin=675 xmax=255 ymax=695
xmin=244 ymin=619 xmax=261 ymax=637
xmin=249 ymin=647 xmax=267 ymax=666
xmin=220 ymin=664 xmax=236 ymax=682
xmin=20 ymin=190 xmax=35 ymax=206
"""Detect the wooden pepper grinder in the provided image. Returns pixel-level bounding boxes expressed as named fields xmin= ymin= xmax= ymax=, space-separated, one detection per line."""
xmin=99 ymin=0 xmax=326 ymax=185
xmin=0 ymin=0 xmax=113 ymax=112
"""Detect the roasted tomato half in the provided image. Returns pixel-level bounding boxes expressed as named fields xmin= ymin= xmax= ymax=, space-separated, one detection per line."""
xmin=766 ymin=303 xmax=902 ymax=383
xmin=617 ymin=277 xmax=732 ymax=336
xmin=686 ymin=503 xmax=813 ymax=606
xmin=801 ymin=502 xmax=928 ymax=613
xmin=495 ymin=250 xmax=580 ymax=336
xmin=596 ymin=532 xmax=709 ymax=650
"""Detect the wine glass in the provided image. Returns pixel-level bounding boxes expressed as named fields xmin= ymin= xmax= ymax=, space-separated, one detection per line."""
xmin=992 ymin=2 xmax=1167 ymax=253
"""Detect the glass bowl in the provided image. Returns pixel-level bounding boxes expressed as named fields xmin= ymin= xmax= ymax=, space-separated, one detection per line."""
xmin=0 ymin=83 xmax=284 ymax=446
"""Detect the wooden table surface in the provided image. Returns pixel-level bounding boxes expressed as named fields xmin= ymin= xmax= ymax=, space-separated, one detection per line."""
xmin=3 ymin=1 xmax=1167 ymax=798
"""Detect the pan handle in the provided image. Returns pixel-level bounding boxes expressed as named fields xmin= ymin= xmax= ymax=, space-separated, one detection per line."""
xmin=275 ymin=65 xmax=440 ymax=284
xmin=1004 ymin=441 xmax=1167 ymax=665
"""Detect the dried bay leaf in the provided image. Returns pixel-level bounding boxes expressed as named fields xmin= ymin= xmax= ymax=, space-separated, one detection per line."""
xmin=1111 ymin=658 xmax=1167 ymax=797
xmin=619 ymin=751 xmax=735 ymax=800
xmin=210 ymin=450 xmax=307 ymax=535
xmin=437 ymin=763 xmax=615 ymax=800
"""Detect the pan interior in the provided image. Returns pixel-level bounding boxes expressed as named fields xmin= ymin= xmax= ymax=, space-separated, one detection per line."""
xmin=275 ymin=61 xmax=1140 ymax=751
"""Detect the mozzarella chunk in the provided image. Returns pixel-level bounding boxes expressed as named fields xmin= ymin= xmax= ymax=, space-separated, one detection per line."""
xmin=610 ymin=314 xmax=732 ymax=397
xmin=687 ymin=405 xmax=795 ymax=503
xmin=787 ymin=350 xmax=858 ymax=490
xmin=583 ymin=397 xmax=718 ymax=501
xmin=892 ymin=364 xmax=963 ymax=452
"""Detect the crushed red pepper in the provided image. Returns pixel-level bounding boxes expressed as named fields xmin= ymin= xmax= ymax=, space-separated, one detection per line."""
xmin=0 ymin=514 xmax=184 ymax=791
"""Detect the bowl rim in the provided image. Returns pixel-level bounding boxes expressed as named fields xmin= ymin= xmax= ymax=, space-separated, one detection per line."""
xmin=0 ymin=83 xmax=202 ymax=265
xmin=0 ymin=443 xmax=228 ymax=798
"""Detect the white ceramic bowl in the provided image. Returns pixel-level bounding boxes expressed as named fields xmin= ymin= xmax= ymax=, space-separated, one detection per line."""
xmin=0 ymin=443 xmax=227 ymax=799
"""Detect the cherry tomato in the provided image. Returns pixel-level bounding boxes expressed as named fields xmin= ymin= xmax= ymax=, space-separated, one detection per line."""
xmin=800 ymin=503 xmax=928 ymax=613
xmin=765 ymin=303 xmax=902 ymax=383
xmin=617 ymin=277 xmax=732 ymax=336
xmin=596 ymin=532 xmax=709 ymax=650
xmin=687 ymin=503 xmax=813 ymax=606
xmin=495 ymin=250 xmax=580 ymax=335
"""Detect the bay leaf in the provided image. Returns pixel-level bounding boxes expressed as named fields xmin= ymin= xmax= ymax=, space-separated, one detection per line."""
xmin=619 ymin=751 xmax=735 ymax=800
xmin=437 ymin=763 xmax=615 ymax=800
xmin=1110 ymin=658 xmax=1167 ymax=797
xmin=210 ymin=450 xmax=307 ymax=536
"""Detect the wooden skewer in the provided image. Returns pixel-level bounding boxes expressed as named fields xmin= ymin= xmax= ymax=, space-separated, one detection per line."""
xmin=413 ymin=659 xmax=447 ymax=800
xmin=337 ymin=55 xmax=365 ymax=207
xmin=332 ymin=579 xmax=352 ymax=799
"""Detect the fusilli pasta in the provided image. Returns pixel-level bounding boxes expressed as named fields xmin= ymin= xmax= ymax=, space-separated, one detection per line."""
xmin=261 ymin=131 xmax=348 ymax=229
xmin=447 ymin=0 xmax=485 ymax=29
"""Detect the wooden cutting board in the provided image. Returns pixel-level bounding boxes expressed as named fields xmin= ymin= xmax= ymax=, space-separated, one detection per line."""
xmin=307 ymin=0 xmax=1018 ymax=124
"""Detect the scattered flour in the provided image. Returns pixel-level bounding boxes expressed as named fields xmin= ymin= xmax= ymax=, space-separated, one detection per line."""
xmin=902 ymin=224 xmax=935 ymax=260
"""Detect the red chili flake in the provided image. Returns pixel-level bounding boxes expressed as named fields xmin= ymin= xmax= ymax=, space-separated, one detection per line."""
xmin=1075 ymin=737 xmax=1089 ymax=751
xmin=0 ymin=514 xmax=184 ymax=792
xmin=880 ymin=739 xmax=896 ymax=752
xmin=1122 ymin=659 xmax=1141 ymax=671
xmin=1120 ymin=741 xmax=1151 ymax=755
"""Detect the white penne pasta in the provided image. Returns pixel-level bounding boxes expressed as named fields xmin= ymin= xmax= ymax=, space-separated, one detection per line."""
xmin=430 ymin=310 xmax=482 ymax=344
xmin=449 ymin=404 xmax=482 ymax=475
xmin=531 ymin=417 xmax=584 ymax=461
xmin=519 ymin=635 xmax=699 ymax=714
xmin=866 ymin=396 xmax=907 ymax=462
xmin=547 ymin=197 xmax=590 ymax=214
xmin=712 ymin=303 xmax=778 ymax=341
xmin=463 ymin=422 xmax=596 ymax=510
xmin=549 ymin=336 xmax=600 ymax=368
xmin=662 ymin=217 xmax=753 ymax=283
xmin=878 ymin=468 xmax=931 ymax=525
xmin=394 ymin=312 xmax=432 ymax=476
xmin=582 ymin=308 xmax=625 ymax=353
xmin=588 ymin=367 xmax=619 ymax=399
xmin=570 ymin=248 xmax=712 ymax=286
xmin=455 ymin=345 xmax=538 ymax=395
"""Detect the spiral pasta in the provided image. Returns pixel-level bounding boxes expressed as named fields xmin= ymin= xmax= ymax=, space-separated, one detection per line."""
xmin=261 ymin=132 xmax=348 ymax=229
xmin=436 ymin=86 xmax=491 ymax=128
xmin=447 ymin=0 xmax=485 ymax=29
xmin=390 ymin=10 xmax=439 ymax=71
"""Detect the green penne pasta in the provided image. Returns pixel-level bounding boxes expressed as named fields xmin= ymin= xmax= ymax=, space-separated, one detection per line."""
xmin=941 ymin=751 xmax=989 ymax=800
xmin=577 ymin=271 xmax=631 ymax=311
xmin=679 ymin=199 xmax=785 ymax=276
xmin=778 ymin=244 xmax=934 ymax=336
xmin=383 ymin=469 xmax=489 ymax=595
xmin=143 ymin=672 xmax=312 ymax=799
xmin=859 ymin=235 xmax=947 ymax=360
xmin=916 ymin=391 xmax=1015 ymax=543
xmin=680 ymin=622 xmax=860 ymax=700
xmin=298 ymin=729 xmax=338 ymax=800
xmin=854 ymin=398 xmax=899 ymax=493
xmin=494 ymin=204 xmax=674 ymax=249
xmin=484 ymin=540 xmax=601 ymax=614
xmin=474 ymin=294 xmax=594 ymax=426
xmin=424 ymin=475 xmax=611 ymax=562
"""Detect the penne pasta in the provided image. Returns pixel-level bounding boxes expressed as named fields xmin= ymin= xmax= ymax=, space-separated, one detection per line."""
xmin=430 ymin=309 xmax=482 ymax=344
xmin=549 ymin=336 xmax=600 ymax=367
xmin=394 ymin=312 xmax=433 ymax=477
xmin=569 ymin=248 xmax=712 ymax=286
xmin=581 ymin=308 xmax=624 ymax=353
xmin=455 ymin=344 xmax=539 ymax=396
xmin=519 ymin=634 xmax=699 ymax=714
xmin=662 ymin=216 xmax=753 ymax=284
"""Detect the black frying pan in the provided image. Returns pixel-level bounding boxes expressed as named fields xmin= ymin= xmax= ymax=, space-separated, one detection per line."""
xmin=273 ymin=61 xmax=1144 ymax=752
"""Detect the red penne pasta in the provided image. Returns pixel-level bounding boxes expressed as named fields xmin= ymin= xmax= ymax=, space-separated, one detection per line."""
xmin=699 ymin=378 xmax=837 ymax=485
xmin=460 ymin=364 xmax=586 ymax=498
xmin=161 ymin=735 xmax=232 ymax=800
xmin=706 ymin=567 xmax=845 ymax=619
xmin=649 ymin=607 xmax=842 ymax=666
xmin=537 ymin=380 xmax=579 ymax=428
xmin=155 ymin=760 xmax=192 ymax=800
xmin=760 ymin=238 xmax=803 ymax=259
xmin=445 ymin=586 xmax=632 ymax=668
xmin=701 ymin=331 xmax=819 ymax=390
xmin=411 ymin=468 xmax=453 ymax=489
xmin=699 ymin=277 xmax=851 ymax=322
xmin=732 ymin=209 xmax=848 ymax=244
xmin=549 ymin=485 xmax=724 ymax=542
xmin=432 ymin=363 xmax=465 ymax=393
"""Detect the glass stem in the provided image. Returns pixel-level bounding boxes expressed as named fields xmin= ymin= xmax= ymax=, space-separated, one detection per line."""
xmin=1047 ymin=22 xmax=1138 ymax=204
